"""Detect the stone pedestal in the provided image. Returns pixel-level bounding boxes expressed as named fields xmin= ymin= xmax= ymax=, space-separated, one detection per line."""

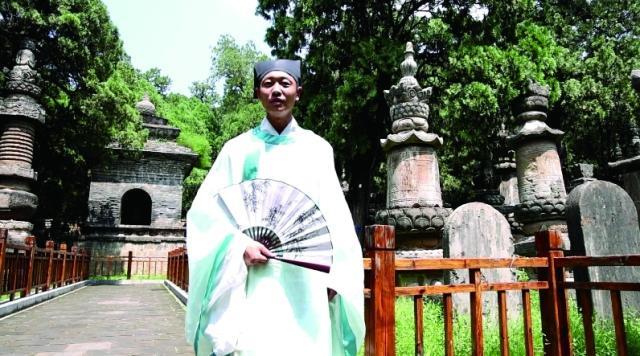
xmin=508 ymin=83 xmax=568 ymax=255
xmin=0 ymin=40 xmax=45 ymax=244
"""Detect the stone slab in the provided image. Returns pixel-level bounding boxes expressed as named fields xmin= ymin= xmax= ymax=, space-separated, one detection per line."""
xmin=443 ymin=202 xmax=519 ymax=317
xmin=0 ymin=281 xmax=89 ymax=318
xmin=0 ymin=284 xmax=193 ymax=355
xmin=567 ymin=179 xmax=640 ymax=317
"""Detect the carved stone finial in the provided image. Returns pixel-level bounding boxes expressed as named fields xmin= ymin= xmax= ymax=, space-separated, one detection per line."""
xmin=614 ymin=142 xmax=624 ymax=160
xmin=4 ymin=39 xmax=41 ymax=98
xmin=495 ymin=122 xmax=516 ymax=171
xmin=400 ymin=42 xmax=417 ymax=78
xmin=508 ymin=81 xmax=563 ymax=146
xmin=135 ymin=93 xmax=156 ymax=116
xmin=570 ymin=162 xmax=595 ymax=187
xmin=631 ymin=69 xmax=640 ymax=93
xmin=515 ymin=81 xmax=550 ymax=123
xmin=381 ymin=42 xmax=439 ymax=150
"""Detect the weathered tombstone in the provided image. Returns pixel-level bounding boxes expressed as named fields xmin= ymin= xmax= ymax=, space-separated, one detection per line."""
xmin=567 ymin=178 xmax=640 ymax=316
xmin=443 ymin=202 xmax=520 ymax=317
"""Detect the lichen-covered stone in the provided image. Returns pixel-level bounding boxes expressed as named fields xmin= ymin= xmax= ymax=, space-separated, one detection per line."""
xmin=567 ymin=179 xmax=640 ymax=317
xmin=443 ymin=202 xmax=519 ymax=317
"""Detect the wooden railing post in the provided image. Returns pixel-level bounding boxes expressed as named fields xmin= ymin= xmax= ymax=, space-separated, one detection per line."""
xmin=22 ymin=236 xmax=36 ymax=297
xmin=178 ymin=248 xmax=184 ymax=288
xmin=127 ymin=251 xmax=133 ymax=280
xmin=535 ymin=230 xmax=572 ymax=356
xmin=469 ymin=268 xmax=484 ymax=356
xmin=365 ymin=225 xmax=396 ymax=356
xmin=59 ymin=243 xmax=67 ymax=286
xmin=0 ymin=229 xmax=7 ymax=293
xmin=71 ymin=245 xmax=78 ymax=283
xmin=44 ymin=240 xmax=54 ymax=290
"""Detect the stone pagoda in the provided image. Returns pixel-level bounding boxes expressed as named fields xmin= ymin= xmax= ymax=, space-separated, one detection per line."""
xmin=508 ymin=82 xmax=569 ymax=254
xmin=485 ymin=123 xmax=523 ymax=238
xmin=0 ymin=40 xmax=46 ymax=245
xmin=608 ymin=69 xmax=640 ymax=220
xmin=375 ymin=42 xmax=449 ymax=257
xmin=83 ymin=95 xmax=197 ymax=258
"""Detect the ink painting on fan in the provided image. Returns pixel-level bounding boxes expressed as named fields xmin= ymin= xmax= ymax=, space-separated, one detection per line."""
xmin=214 ymin=179 xmax=332 ymax=272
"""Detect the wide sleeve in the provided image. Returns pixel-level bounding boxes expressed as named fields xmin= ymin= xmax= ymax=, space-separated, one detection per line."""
xmin=315 ymin=144 xmax=366 ymax=356
xmin=185 ymin=144 xmax=252 ymax=356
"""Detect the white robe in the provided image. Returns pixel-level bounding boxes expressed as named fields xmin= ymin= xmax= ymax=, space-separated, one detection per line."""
xmin=185 ymin=118 xmax=365 ymax=355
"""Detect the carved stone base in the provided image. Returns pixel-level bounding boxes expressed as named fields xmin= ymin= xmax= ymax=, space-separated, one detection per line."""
xmin=0 ymin=188 xmax=38 ymax=220
xmin=0 ymin=188 xmax=37 ymax=220
xmin=0 ymin=219 xmax=34 ymax=245
xmin=375 ymin=206 xmax=450 ymax=233
xmin=515 ymin=198 xmax=566 ymax=223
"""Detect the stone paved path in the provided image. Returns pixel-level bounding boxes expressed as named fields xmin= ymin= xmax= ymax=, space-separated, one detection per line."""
xmin=0 ymin=284 xmax=194 ymax=355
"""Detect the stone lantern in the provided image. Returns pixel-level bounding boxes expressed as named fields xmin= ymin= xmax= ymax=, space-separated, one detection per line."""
xmin=375 ymin=42 xmax=449 ymax=256
xmin=0 ymin=40 xmax=45 ymax=244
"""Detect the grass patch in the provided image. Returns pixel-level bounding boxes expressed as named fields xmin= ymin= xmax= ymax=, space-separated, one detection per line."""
xmin=90 ymin=273 xmax=166 ymax=281
xmin=357 ymin=294 xmax=640 ymax=355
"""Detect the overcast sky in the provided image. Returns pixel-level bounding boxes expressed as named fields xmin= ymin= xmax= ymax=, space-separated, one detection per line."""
xmin=102 ymin=0 xmax=271 ymax=95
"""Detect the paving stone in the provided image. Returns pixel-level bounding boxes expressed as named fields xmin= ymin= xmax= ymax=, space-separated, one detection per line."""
xmin=0 ymin=284 xmax=193 ymax=355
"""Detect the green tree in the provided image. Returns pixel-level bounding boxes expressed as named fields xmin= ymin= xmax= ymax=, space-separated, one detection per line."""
xmin=203 ymin=35 xmax=268 ymax=156
xmin=0 ymin=0 xmax=146 ymax=224
xmin=257 ymin=0 xmax=640 ymax=221
xmin=142 ymin=67 xmax=172 ymax=96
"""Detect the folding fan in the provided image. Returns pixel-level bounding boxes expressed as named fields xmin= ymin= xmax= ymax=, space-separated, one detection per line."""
xmin=214 ymin=179 xmax=332 ymax=272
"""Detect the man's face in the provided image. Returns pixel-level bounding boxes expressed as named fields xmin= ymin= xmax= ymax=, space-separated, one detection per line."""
xmin=256 ymin=71 xmax=301 ymax=120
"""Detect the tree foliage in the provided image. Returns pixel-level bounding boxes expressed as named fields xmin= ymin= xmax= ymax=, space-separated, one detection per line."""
xmin=203 ymin=35 xmax=268 ymax=157
xmin=257 ymin=0 xmax=640 ymax=224
xmin=0 ymin=1 xmax=215 ymax=222
xmin=0 ymin=0 xmax=146 ymax=223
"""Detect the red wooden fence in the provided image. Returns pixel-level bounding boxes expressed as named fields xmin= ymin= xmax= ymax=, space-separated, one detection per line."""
xmin=89 ymin=253 xmax=168 ymax=279
xmin=364 ymin=225 xmax=640 ymax=356
xmin=166 ymin=226 xmax=640 ymax=356
xmin=0 ymin=230 xmax=90 ymax=301
xmin=167 ymin=247 xmax=188 ymax=291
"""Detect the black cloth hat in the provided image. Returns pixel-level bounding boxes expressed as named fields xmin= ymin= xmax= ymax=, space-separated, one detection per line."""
xmin=253 ymin=59 xmax=301 ymax=97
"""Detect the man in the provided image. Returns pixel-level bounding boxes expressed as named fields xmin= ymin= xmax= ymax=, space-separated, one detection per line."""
xmin=185 ymin=59 xmax=365 ymax=355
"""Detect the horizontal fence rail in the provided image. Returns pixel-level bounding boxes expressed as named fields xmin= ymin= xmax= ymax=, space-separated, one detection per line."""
xmin=0 ymin=230 xmax=90 ymax=302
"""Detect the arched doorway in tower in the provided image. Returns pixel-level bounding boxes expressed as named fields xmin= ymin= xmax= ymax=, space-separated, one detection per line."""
xmin=121 ymin=189 xmax=152 ymax=225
